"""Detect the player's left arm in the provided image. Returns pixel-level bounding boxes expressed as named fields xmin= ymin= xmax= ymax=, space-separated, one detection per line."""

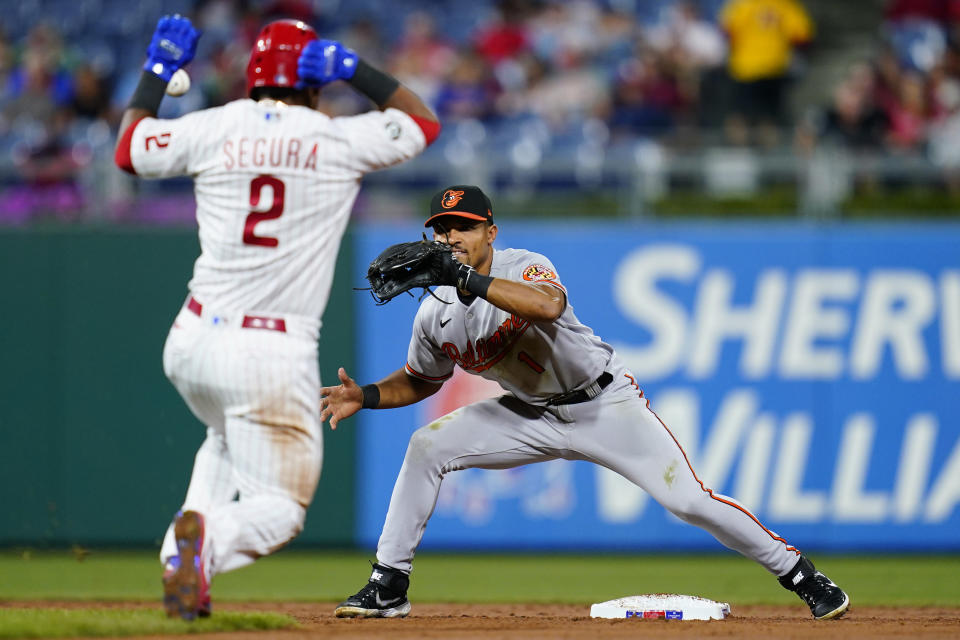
xmin=446 ymin=255 xmax=567 ymax=323
xmin=484 ymin=280 xmax=566 ymax=323
xmin=379 ymin=85 xmax=439 ymax=140
xmin=115 ymin=14 xmax=200 ymax=173
xmin=297 ymin=39 xmax=440 ymax=145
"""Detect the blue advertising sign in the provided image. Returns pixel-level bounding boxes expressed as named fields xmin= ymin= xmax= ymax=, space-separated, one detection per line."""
xmin=353 ymin=223 xmax=960 ymax=551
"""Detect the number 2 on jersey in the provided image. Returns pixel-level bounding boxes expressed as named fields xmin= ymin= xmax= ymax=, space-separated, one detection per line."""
xmin=243 ymin=175 xmax=285 ymax=247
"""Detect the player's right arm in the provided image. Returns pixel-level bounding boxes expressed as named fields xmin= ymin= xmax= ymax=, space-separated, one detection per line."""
xmin=114 ymin=14 xmax=200 ymax=174
xmin=320 ymin=367 xmax=442 ymax=430
xmin=322 ymin=305 xmax=452 ymax=429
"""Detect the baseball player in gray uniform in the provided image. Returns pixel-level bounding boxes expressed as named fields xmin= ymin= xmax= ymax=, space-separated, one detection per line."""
xmin=114 ymin=15 xmax=439 ymax=620
xmin=321 ymin=185 xmax=851 ymax=621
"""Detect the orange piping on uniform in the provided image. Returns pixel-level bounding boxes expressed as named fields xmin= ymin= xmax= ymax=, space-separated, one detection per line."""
xmin=646 ymin=398 xmax=801 ymax=556
xmin=405 ymin=363 xmax=453 ymax=382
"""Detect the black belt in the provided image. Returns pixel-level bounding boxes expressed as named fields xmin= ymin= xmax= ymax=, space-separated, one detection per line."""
xmin=546 ymin=372 xmax=613 ymax=406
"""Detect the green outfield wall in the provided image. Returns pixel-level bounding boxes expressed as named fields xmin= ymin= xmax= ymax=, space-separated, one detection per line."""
xmin=0 ymin=227 xmax=355 ymax=547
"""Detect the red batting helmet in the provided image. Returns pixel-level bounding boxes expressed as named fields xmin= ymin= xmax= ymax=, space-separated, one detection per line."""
xmin=246 ymin=19 xmax=318 ymax=95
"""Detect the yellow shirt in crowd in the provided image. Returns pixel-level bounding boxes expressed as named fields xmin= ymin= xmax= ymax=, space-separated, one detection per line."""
xmin=721 ymin=0 xmax=814 ymax=82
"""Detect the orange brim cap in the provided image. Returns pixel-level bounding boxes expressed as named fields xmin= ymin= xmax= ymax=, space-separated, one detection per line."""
xmin=424 ymin=211 xmax=490 ymax=227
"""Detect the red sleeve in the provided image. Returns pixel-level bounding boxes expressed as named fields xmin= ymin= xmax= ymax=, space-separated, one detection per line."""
xmin=409 ymin=114 xmax=441 ymax=146
xmin=114 ymin=116 xmax=147 ymax=175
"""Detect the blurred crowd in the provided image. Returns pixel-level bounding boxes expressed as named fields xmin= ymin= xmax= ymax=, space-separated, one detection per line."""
xmin=1 ymin=0 xmax=960 ymax=221
xmin=797 ymin=0 xmax=960 ymax=163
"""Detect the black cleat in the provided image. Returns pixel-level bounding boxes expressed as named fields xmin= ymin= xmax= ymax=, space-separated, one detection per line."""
xmin=779 ymin=556 xmax=850 ymax=620
xmin=335 ymin=563 xmax=411 ymax=618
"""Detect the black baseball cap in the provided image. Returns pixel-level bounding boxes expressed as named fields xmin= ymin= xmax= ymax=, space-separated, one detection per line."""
xmin=424 ymin=185 xmax=494 ymax=228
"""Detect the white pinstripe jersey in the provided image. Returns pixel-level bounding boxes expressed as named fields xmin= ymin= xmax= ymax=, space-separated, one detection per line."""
xmin=405 ymin=248 xmax=616 ymax=405
xmin=129 ymin=99 xmax=427 ymax=323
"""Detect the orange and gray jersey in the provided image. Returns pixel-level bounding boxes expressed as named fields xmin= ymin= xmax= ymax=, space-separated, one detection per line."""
xmin=404 ymin=247 xmax=616 ymax=405
xmin=118 ymin=98 xmax=427 ymax=324
xmin=385 ymin=249 xmax=803 ymax=582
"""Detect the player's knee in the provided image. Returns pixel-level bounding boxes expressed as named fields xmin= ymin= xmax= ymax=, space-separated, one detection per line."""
xmin=665 ymin=493 xmax=710 ymax=525
xmin=268 ymin=497 xmax=307 ymax=550
xmin=281 ymin=497 xmax=306 ymax=532
xmin=405 ymin=426 xmax=448 ymax=468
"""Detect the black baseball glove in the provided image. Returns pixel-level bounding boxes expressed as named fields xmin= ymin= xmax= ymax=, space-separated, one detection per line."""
xmin=363 ymin=235 xmax=469 ymax=305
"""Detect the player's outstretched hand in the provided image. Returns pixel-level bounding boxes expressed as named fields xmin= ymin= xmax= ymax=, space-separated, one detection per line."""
xmin=320 ymin=367 xmax=363 ymax=430
xmin=144 ymin=14 xmax=200 ymax=82
xmin=297 ymin=39 xmax=358 ymax=88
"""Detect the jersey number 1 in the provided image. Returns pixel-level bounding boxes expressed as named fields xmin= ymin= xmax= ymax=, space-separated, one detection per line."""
xmin=244 ymin=175 xmax=285 ymax=247
xmin=517 ymin=351 xmax=545 ymax=373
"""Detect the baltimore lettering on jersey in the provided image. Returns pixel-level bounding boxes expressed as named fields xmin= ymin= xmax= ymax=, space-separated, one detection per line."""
xmin=222 ymin=137 xmax=323 ymax=171
xmin=441 ymin=313 xmax=530 ymax=373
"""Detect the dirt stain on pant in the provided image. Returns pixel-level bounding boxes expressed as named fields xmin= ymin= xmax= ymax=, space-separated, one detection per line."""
xmin=664 ymin=460 xmax=678 ymax=489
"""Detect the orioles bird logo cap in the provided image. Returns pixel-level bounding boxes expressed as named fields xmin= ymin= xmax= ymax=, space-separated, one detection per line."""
xmin=425 ymin=185 xmax=494 ymax=228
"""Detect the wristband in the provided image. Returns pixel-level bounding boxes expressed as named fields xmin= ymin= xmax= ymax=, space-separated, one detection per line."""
xmin=347 ymin=59 xmax=400 ymax=106
xmin=128 ymin=71 xmax=168 ymax=113
xmin=361 ymin=383 xmax=381 ymax=409
xmin=463 ymin=270 xmax=493 ymax=299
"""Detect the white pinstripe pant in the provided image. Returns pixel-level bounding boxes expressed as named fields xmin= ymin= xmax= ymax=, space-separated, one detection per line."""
xmin=159 ymin=305 xmax=323 ymax=577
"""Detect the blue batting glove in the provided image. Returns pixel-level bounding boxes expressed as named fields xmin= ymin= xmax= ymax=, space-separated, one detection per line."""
xmin=297 ymin=39 xmax=358 ymax=88
xmin=143 ymin=14 xmax=200 ymax=82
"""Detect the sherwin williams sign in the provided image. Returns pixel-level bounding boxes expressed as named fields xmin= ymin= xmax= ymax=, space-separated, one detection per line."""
xmin=354 ymin=223 xmax=960 ymax=551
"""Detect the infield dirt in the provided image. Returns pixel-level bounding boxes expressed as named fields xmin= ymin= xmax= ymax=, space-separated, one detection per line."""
xmin=14 ymin=601 xmax=960 ymax=639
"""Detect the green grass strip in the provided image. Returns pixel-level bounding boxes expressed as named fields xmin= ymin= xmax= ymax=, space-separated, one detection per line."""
xmin=2 ymin=550 xmax=958 ymax=607
xmin=0 ymin=608 xmax=296 ymax=639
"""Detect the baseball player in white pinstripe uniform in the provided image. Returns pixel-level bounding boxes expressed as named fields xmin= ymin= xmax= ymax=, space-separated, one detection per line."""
xmin=113 ymin=15 xmax=440 ymax=620
xmin=321 ymin=185 xmax=850 ymax=621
